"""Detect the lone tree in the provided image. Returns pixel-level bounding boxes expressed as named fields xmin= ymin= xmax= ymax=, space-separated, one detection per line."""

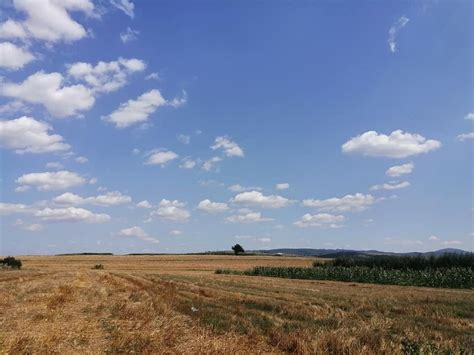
xmin=232 ymin=244 xmax=245 ymax=255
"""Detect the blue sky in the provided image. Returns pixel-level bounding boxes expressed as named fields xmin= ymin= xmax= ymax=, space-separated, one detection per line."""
xmin=0 ymin=0 xmax=472 ymax=255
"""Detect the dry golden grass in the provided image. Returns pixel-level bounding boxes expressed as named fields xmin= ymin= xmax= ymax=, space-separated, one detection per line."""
xmin=0 ymin=255 xmax=472 ymax=354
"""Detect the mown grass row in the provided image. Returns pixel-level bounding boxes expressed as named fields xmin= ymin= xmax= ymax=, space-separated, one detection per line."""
xmin=216 ymin=266 xmax=474 ymax=289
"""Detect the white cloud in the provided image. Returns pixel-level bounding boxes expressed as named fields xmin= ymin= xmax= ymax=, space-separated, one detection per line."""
xmin=232 ymin=190 xmax=292 ymax=209
xmin=257 ymin=237 xmax=271 ymax=243
xmin=104 ymin=89 xmax=169 ymax=128
xmin=0 ymin=0 xmax=94 ymax=43
xmin=428 ymin=235 xmax=440 ymax=241
xmin=0 ymin=71 xmax=95 ymax=118
xmin=211 ymin=136 xmax=244 ymax=157
xmin=202 ymin=156 xmax=222 ymax=171
xmin=0 ymin=100 xmax=30 ymax=115
xmin=275 ymin=183 xmax=289 ymax=190
xmin=0 ymin=116 xmax=70 ymax=154
xmin=294 ymin=213 xmax=345 ymax=228
xmin=228 ymin=184 xmax=262 ymax=193
xmin=120 ymin=27 xmax=139 ymax=43
xmin=370 ymin=181 xmax=410 ymax=191
xmin=226 ymin=212 xmax=273 ymax=223
xmin=0 ymin=202 xmax=32 ymax=215
xmin=144 ymin=149 xmax=178 ymax=166
xmin=136 ymin=200 xmax=153 ymax=208
xmin=53 ymin=191 xmax=132 ymax=206
xmin=179 ymin=158 xmax=196 ymax=169
xmin=35 ymin=207 xmax=110 ymax=223
xmin=45 ymin=161 xmax=64 ymax=169
xmin=342 ymin=130 xmax=441 ymax=158
xmin=67 ymin=58 xmax=146 ymax=93
xmin=0 ymin=42 xmax=35 ymax=70
xmin=303 ymin=193 xmax=375 ymax=213
xmin=111 ymin=0 xmax=134 ymax=18
xmin=178 ymin=134 xmax=190 ymax=144
xmin=465 ymin=112 xmax=474 ymax=121
xmin=16 ymin=171 xmax=86 ymax=191
xmin=386 ymin=162 xmax=414 ymax=177
xmin=14 ymin=219 xmax=44 ymax=232
xmin=118 ymin=226 xmax=160 ymax=244
xmin=197 ymin=199 xmax=229 ymax=213
xmin=388 ymin=15 xmax=409 ymax=53
xmin=170 ymin=229 xmax=182 ymax=235
xmin=152 ymin=199 xmax=190 ymax=222
xmin=146 ymin=72 xmax=160 ymax=81
xmin=75 ymin=156 xmax=88 ymax=164
xmin=456 ymin=132 xmax=474 ymax=142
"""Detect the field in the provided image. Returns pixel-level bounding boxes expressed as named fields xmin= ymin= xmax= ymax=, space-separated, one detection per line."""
xmin=1 ymin=255 xmax=473 ymax=354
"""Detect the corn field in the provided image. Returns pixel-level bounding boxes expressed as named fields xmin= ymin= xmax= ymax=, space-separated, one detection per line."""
xmin=216 ymin=266 xmax=474 ymax=289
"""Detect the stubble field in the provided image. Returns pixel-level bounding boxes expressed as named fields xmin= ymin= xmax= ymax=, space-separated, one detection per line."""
xmin=1 ymin=255 xmax=472 ymax=354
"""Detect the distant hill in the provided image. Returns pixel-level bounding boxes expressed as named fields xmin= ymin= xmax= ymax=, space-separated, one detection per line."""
xmin=256 ymin=248 xmax=470 ymax=258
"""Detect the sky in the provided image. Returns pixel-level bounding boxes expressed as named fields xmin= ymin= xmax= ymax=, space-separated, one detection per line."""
xmin=0 ymin=0 xmax=472 ymax=255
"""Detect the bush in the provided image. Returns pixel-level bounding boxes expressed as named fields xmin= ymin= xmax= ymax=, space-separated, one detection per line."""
xmin=1 ymin=256 xmax=22 ymax=270
xmin=92 ymin=264 xmax=104 ymax=270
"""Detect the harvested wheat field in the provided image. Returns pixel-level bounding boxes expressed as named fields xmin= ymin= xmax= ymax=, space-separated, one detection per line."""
xmin=1 ymin=255 xmax=473 ymax=354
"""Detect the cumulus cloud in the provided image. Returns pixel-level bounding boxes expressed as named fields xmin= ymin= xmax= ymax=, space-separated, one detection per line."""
xmin=151 ymin=199 xmax=190 ymax=222
xmin=294 ymin=213 xmax=345 ymax=228
xmin=226 ymin=211 xmax=273 ymax=223
xmin=170 ymin=229 xmax=182 ymax=235
xmin=0 ymin=42 xmax=35 ymax=70
xmin=0 ymin=116 xmax=70 ymax=154
xmin=111 ymin=0 xmax=134 ymax=18
xmin=179 ymin=158 xmax=197 ymax=169
xmin=16 ymin=171 xmax=86 ymax=191
xmin=0 ymin=202 xmax=32 ymax=215
xmin=53 ymin=191 xmax=132 ymax=206
xmin=386 ymin=162 xmax=414 ymax=177
xmin=232 ymin=191 xmax=292 ymax=209
xmin=428 ymin=235 xmax=440 ymax=241
xmin=211 ymin=136 xmax=244 ymax=157
xmin=35 ymin=207 xmax=110 ymax=223
xmin=0 ymin=0 xmax=94 ymax=43
xmin=136 ymin=200 xmax=153 ymax=208
xmin=465 ymin=113 xmax=474 ymax=120
xmin=228 ymin=184 xmax=262 ymax=193
xmin=202 ymin=156 xmax=222 ymax=171
xmin=303 ymin=193 xmax=375 ymax=213
xmin=118 ymin=226 xmax=160 ymax=244
xmin=0 ymin=71 xmax=95 ymax=118
xmin=456 ymin=132 xmax=474 ymax=142
xmin=144 ymin=149 xmax=178 ymax=166
xmin=388 ymin=15 xmax=409 ymax=53
xmin=275 ymin=183 xmax=289 ymax=190
xmin=342 ymin=130 xmax=441 ymax=158
xmin=104 ymin=89 xmax=182 ymax=128
xmin=120 ymin=27 xmax=139 ymax=43
xmin=67 ymin=58 xmax=146 ymax=93
xmin=370 ymin=181 xmax=410 ymax=191
xmin=75 ymin=156 xmax=88 ymax=164
xmin=197 ymin=199 xmax=229 ymax=213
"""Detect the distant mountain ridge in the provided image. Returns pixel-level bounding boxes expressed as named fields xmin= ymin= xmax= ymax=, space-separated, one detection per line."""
xmin=256 ymin=248 xmax=470 ymax=258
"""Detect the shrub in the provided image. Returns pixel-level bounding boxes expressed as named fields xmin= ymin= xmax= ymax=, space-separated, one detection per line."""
xmin=1 ymin=256 xmax=22 ymax=270
xmin=92 ymin=264 xmax=104 ymax=270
